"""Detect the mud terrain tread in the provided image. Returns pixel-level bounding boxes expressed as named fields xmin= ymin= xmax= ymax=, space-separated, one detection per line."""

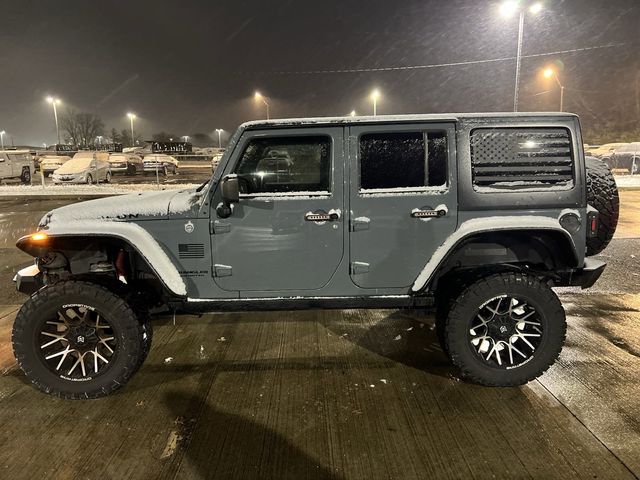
xmin=12 ymin=281 xmax=144 ymax=399
xmin=444 ymin=272 xmax=566 ymax=387
xmin=586 ymin=157 xmax=619 ymax=256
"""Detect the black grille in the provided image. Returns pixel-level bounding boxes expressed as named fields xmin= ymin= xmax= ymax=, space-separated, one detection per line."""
xmin=178 ymin=244 xmax=205 ymax=259
xmin=470 ymin=128 xmax=574 ymax=190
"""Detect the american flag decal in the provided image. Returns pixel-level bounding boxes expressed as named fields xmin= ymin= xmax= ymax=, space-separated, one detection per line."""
xmin=178 ymin=244 xmax=205 ymax=259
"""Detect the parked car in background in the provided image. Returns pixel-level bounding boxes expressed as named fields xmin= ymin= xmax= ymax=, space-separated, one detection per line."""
xmin=51 ymin=151 xmax=111 ymax=184
xmin=605 ymin=142 xmax=640 ymax=174
xmin=586 ymin=143 xmax=627 ymax=158
xmin=143 ymin=154 xmax=179 ymax=175
xmin=108 ymin=153 xmax=143 ymax=174
xmin=0 ymin=150 xmax=33 ymax=183
xmin=211 ymin=151 xmax=224 ymax=172
xmin=40 ymin=155 xmax=71 ymax=177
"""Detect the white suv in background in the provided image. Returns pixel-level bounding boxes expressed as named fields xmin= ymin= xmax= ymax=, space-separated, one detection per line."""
xmin=0 ymin=150 xmax=34 ymax=183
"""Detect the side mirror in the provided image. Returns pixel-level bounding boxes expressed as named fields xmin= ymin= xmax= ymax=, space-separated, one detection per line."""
xmin=217 ymin=175 xmax=239 ymax=218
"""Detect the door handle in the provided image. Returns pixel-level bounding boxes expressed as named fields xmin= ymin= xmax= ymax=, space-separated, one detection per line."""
xmin=305 ymin=209 xmax=341 ymax=222
xmin=411 ymin=208 xmax=447 ymax=219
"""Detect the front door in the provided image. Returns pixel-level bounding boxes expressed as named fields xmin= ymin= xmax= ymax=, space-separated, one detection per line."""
xmin=211 ymin=127 xmax=344 ymax=292
xmin=348 ymin=123 xmax=458 ymax=289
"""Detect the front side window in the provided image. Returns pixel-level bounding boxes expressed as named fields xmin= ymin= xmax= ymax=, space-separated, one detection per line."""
xmin=235 ymin=136 xmax=331 ymax=194
xmin=359 ymin=131 xmax=448 ymax=191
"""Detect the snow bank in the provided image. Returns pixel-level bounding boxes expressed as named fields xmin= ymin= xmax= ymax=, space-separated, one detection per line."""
xmin=0 ymin=183 xmax=200 ymax=197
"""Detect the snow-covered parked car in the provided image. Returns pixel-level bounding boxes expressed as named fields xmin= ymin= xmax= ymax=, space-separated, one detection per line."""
xmin=0 ymin=150 xmax=34 ymax=184
xmin=143 ymin=154 xmax=179 ymax=175
xmin=51 ymin=152 xmax=111 ymax=184
xmin=605 ymin=142 xmax=640 ymax=174
xmin=108 ymin=153 xmax=143 ymax=174
xmin=40 ymin=155 xmax=71 ymax=177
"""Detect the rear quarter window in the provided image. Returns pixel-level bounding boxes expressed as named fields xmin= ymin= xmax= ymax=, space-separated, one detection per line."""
xmin=470 ymin=127 xmax=574 ymax=192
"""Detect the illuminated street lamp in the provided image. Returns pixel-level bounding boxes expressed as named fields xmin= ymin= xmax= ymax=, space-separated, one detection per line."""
xmin=127 ymin=112 xmax=136 ymax=146
xmin=370 ymin=89 xmax=381 ymax=116
xmin=543 ymin=67 xmax=565 ymax=112
xmin=46 ymin=96 xmax=62 ymax=144
xmin=215 ymin=129 xmax=224 ymax=148
xmin=183 ymin=135 xmax=190 ymax=143
xmin=254 ymin=91 xmax=270 ymax=119
xmin=500 ymin=1 xmax=544 ymax=112
xmin=96 ymin=135 xmax=103 ymax=145
xmin=349 ymin=110 xmax=357 ymax=117
xmin=0 ymin=130 xmax=5 ymax=150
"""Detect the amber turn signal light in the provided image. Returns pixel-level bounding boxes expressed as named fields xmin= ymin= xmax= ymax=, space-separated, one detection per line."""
xmin=30 ymin=233 xmax=48 ymax=241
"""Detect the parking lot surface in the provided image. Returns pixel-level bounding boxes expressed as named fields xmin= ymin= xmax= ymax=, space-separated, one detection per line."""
xmin=0 ymin=190 xmax=638 ymax=479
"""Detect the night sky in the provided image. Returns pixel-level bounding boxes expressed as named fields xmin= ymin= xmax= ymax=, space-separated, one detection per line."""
xmin=0 ymin=0 xmax=638 ymax=146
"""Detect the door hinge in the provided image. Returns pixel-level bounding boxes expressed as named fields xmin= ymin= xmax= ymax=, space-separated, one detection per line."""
xmin=350 ymin=262 xmax=370 ymax=274
xmin=213 ymin=264 xmax=233 ymax=277
xmin=350 ymin=216 xmax=370 ymax=232
xmin=210 ymin=220 xmax=231 ymax=234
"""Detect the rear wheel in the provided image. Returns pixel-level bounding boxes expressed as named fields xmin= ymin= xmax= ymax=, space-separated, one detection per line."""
xmin=444 ymin=273 xmax=566 ymax=386
xmin=21 ymin=167 xmax=31 ymax=184
xmin=86 ymin=173 xmax=93 ymax=184
xmin=105 ymin=171 xmax=112 ymax=183
xmin=12 ymin=281 xmax=144 ymax=399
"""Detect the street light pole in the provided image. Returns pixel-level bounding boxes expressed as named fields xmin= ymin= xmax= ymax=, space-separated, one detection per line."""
xmin=0 ymin=131 xmax=5 ymax=150
xmin=215 ymin=129 xmax=223 ymax=148
xmin=513 ymin=10 xmax=525 ymax=112
xmin=127 ymin=113 xmax=136 ymax=146
xmin=370 ymin=89 xmax=381 ymax=116
xmin=543 ymin=68 xmax=565 ymax=112
xmin=254 ymin=92 xmax=270 ymax=119
xmin=501 ymin=2 xmax=543 ymax=112
xmin=46 ymin=97 xmax=61 ymax=144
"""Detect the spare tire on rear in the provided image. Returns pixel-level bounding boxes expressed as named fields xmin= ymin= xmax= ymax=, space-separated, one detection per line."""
xmin=585 ymin=156 xmax=619 ymax=256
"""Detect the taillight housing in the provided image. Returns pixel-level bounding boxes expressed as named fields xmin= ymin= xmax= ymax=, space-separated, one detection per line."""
xmin=587 ymin=210 xmax=599 ymax=238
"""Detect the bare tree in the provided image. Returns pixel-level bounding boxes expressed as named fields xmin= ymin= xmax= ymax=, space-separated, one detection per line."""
xmin=61 ymin=110 xmax=104 ymax=147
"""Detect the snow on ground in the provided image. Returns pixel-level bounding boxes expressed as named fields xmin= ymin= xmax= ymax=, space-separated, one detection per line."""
xmin=0 ymin=183 xmax=200 ymax=196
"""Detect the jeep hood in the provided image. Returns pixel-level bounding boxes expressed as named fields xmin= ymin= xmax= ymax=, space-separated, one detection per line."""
xmin=39 ymin=189 xmax=203 ymax=229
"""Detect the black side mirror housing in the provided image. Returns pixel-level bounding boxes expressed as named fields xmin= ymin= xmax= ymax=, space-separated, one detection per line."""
xmin=217 ymin=175 xmax=240 ymax=218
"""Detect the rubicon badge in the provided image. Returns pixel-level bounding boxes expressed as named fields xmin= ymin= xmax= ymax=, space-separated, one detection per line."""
xmin=184 ymin=221 xmax=195 ymax=233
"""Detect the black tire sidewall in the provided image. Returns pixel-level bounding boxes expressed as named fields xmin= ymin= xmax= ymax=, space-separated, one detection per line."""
xmin=446 ymin=274 xmax=565 ymax=386
xmin=13 ymin=282 xmax=143 ymax=398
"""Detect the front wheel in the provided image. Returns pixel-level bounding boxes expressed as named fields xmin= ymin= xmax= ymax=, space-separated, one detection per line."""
xmin=12 ymin=281 xmax=145 ymax=399
xmin=86 ymin=173 xmax=93 ymax=185
xmin=105 ymin=171 xmax=112 ymax=183
xmin=444 ymin=273 xmax=566 ymax=386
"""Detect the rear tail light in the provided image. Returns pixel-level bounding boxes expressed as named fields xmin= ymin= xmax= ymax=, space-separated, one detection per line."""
xmin=587 ymin=211 xmax=599 ymax=237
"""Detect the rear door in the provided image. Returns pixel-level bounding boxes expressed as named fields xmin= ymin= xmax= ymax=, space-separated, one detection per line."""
xmin=348 ymin=123 xmax=458 ymax=289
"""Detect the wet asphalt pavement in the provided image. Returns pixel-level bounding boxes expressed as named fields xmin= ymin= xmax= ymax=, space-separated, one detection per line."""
xmin=0 ymin=190 xmax=637 ymax=479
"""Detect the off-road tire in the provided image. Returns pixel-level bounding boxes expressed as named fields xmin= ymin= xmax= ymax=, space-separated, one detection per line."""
xmin=12 ymin=281 xmax=144 ymax=399
xmin=105 ymin=171 xmax=112 ymax=183
xmin=21 ymin=167 xmax=31 ymax=184
xmin=444 ymin=273 xmax=566 ymax=386
xmin=86 ymin=173 xmax=93 ymax=185
xmin=586 ymin=156 xmax=619 ymax=256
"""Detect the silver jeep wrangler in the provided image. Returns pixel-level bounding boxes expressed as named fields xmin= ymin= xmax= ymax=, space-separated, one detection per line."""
xmin=13 ymin=113 xmax=619 ymax=398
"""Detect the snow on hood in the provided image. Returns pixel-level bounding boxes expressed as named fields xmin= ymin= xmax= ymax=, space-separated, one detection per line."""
xmin=40 ymin=188 xmax=203 ymax=227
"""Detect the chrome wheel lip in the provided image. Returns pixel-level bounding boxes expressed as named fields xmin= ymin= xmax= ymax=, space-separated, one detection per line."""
xmin=468 ymin=294 xmax=544 ymax=369
xmin=38 ymin=303 xmax=117 ymax=381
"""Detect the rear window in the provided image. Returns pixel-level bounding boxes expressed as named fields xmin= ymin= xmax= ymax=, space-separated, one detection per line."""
xmin=470 ymin=127 xmax=574 ymax=191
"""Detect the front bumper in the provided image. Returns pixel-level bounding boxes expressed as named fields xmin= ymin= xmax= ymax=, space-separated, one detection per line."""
xmin=566 ymin=258 xmax=606 ymax=289
xmin=13 ymin=264 xmax=43 ymax=295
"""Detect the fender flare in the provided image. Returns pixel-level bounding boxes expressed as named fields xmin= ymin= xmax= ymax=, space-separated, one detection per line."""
xmin=24 ymin=220 xmax=187 ymax=297
xmin=411 ymin=215 xmax=578 ymax=293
